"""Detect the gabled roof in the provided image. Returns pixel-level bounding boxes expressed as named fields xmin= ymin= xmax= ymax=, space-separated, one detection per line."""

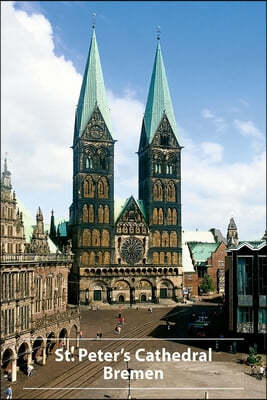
xmin=143 ymin=41 xmax=178 ymax=144
xmin=115 ymin=195 xmax=147 ymax=223
xmin=73 ymin=29 xmax=112 ymax=143
xmin=187 ymin=242 xmax=219 ymax=264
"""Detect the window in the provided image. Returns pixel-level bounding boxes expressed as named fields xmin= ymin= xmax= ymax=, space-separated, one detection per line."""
xmin=258 ymin=309 xmax=267 ymax=333
xmin=46 ymin=276 xmax=53 ymax=310
xmin=258 ymin=257 xmax=267 ymax=295
xmin=237 ymin=257 xmax=253 ymax=295
xmin=237 ymin=307 xmax=253 ymax=323
xmin=35 ymin=277 xmax=42 ymax=313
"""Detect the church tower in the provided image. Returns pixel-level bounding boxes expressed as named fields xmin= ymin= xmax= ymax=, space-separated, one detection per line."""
xmin=227 ymin=217 xmax=239 ymax=247
xmin=138 ymin=38 xmax=182 ymax=268
xmin=70 ymin=27 xmax=115 ymax=303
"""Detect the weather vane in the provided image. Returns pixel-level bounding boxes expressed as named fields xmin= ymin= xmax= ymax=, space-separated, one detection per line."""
xmin=156 ymin=25 xmax=161 ymax=41
xmin=92 ymin=13 xmax=96 ymax=30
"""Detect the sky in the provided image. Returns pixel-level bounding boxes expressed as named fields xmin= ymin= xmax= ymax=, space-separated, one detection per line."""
xmin=2 ymin=1 xmax=266 ymax=240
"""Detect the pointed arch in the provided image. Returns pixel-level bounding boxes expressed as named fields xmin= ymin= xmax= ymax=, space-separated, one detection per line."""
xmin=89 ymin=251 xmax=95 ymax=265
xmin=104 ymin=205 xmax=109 ymax=223
xmin=162 ymin=231 xmax=169 ymax=247
xmin=158 ymin=208 xmax=163 ymax=224
xmin=92 ymin=229 xmax=100 ymax=246
xmin=152 ymin=208 xmax=158 ymax=224
xmin=166 ymin=252 xmax=172 ymax=264
xmin=98 ymin=205 xmax=104 ymax=223
xmin=83 ymin=205 xmax=89 ymax=223
xmin=102 ymin=229 xmax=110 ymax=247
xmin=103 ymin=251 xmax=110 ymax=265
xmin=159 ymin=252 xmax=165 ymax=265
xmin=152 ymin=231 xmax=161 ymax=247
xmin=170 ymin=231 xmax=177 ymax=247
xmin=167 ymin=208 xmax=172 ymax=225
xmin=153 ymin=180 xmax=163 ymax=201
xmin=82 ymin=229 xmax=91 ymax=246
xmin=98 ymin=177 xmax=109 ymax=199
xmin=172 ymin=252 xmax=178 ymax=265
xmin=81 ymin=252 xmax=89 ymax=266
xmin=166 ymin=181 xmax=176 ymax=202
xmin=172 ymin=208 xmax=177 ymax=225
xmin=153 ymin=252 xmax=159 ymax=264
xmin=89 ymin=204 xmax=94 ymax=222
xmin=97 ymin=251 xmax=103 ymax=264
xmin=84 ymin=176 xmax=95 ymax=198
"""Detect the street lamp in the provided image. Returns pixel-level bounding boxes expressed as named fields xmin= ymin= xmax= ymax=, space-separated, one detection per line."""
xmin=126 ymin=360 xmax=133 ymax=399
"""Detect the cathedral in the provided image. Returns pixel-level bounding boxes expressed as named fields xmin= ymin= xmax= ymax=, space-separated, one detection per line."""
xmin=68 ymin=28 xmax=183 ymax=305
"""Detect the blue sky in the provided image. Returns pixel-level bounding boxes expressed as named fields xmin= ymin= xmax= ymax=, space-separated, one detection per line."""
xmin=2 ymin=1 xmax=266 ymax=240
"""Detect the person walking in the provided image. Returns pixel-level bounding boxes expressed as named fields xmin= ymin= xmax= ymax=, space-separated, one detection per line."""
xmin=5 ymin=385 xmax=12 ymax=399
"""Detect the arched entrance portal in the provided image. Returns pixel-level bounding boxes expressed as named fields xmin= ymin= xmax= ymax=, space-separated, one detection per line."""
xmin=140 ymin=294 xmax=147 ymax=302
xmin=46 ymin=332 xmax=56 ymax=356
xmin=93 ymin=285 xmax=102 ymax=301
xmin=2 ymin=348 xmax=17 ymax=381
xmin=118 ymin=295 xmax=125 ymax=303
xmin=69 ymin=324 xmax=79 ymax=348
xmin=159 ymin=281 xmax=173 ymax=299
xmin=59 ymin=328 xmax=68 ymax=350
xmin=17 ymin=342 xmax=30 ymax=373
xmin=32 ymin=337 xmax=43 ymax=363
xmin=113 ymin=280 xmax=130 ymax=303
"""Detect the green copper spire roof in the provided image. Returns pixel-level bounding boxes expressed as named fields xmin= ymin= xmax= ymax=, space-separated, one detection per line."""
xmin=74 ymin=29 xmax=112 ymax=141
xmin=143 ymin=41 xmax=178 ymax=143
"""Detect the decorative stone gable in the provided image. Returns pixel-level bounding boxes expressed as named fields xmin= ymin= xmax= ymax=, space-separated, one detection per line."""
xmin=81 ymin=106 xmax=113 ymax=142
xmin=151 ymin=114 xmax=179 ymax=149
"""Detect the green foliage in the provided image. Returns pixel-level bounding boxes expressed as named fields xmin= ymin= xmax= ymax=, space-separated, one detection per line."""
xmin=200 ymin=274 xmax=214 ymax=293
xmin=247 ymin=346 xmax=262 ymax=365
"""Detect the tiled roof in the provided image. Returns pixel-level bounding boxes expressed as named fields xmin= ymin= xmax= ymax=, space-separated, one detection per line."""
xmin=187 ymin=242 xmax=219 ymax=263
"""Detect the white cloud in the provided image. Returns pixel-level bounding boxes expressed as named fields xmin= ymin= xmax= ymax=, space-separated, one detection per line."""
xmin=2 ymin=2 xmax=265 ymax=240
xmin=201 ymin=108 xmax=227 ymax=132
xmin=201 ymin=108 xmax=215 ymax=119
xmin=201 ymin=142 xmax=223 ymax=163
xmin=234 ymin=119 xmax=263 ymax=140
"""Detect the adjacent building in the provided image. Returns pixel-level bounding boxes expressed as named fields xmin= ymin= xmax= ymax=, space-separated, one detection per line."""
xmin=0 ymin=162 xmax=80 ymax=382
xmin=182 ymin=230 xmax=226 ymax=297
xmin=225 ymin=238 xmax=267 ymax=345
xmin=68 ymin=28 xmax=183 ymax=305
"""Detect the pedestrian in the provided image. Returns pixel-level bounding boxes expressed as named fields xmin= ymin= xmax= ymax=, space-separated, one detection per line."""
xmin=250 ymin=365 xmax=256 ymax=376
xmin=27 ymin=364 xmax=34 ymax=376
xmin=121 ymin=316 xmax=125 ymax=325
xmin=80 ymin=330 xmax=83 ymax=339
xmin=4 ymin=385 xmax=12 ymax=399
xmin=259 ymin=365 xmax=265 ymax=379
xmin=118 ymin=313 xmax=121 ymax=319
xmin=99 ymin=332 xmax=103 ymax=339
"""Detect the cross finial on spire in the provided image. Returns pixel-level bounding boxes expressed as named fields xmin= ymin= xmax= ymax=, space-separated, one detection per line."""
xmin=92 ymin=12 xmax=96 ymax=30
xmin=156 ymin=25 xmax=161 ymax=41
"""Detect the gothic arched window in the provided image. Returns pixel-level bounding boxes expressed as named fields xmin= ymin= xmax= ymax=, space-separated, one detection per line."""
xmin=166 ymin=181 xmax=176 ymax=202
xmin=162 ymin=231 xmax=169 ymax=247
xmin=83 ymin=205 xmax=89 ymax=223
xmin=98 ymin=205 xmax=104 ymax=223
xmin=82 ymin=229 xmax=91 ymax=246
xmin=104 ymin=205 xmax=109 ymax=223
xmin=153 ymin=180 xmax=163 ymax=201
xmin=102 ymin=230 xmax=110 ymax=247
xmin=172 ymin=208 xmax=177 ymax=225
xmin=92 ymin=229 xmax=100 ymax=246
xmin=103 ymin=251 xmax=110 ymax=264
xmin=158 ymin=208 xmax=163 ymax=225
xmin=152 ymin=208 xmax=158 ymax=224
xmin=153 ymin=231 xmax=161 ymax=247
xmin=89 ymin=204 xmax=94 ymax=222
xmin=170 ymin=231 xmax=177 ymax=247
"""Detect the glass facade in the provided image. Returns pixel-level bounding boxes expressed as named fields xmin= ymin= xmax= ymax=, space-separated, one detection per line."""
xmin=237 ymin=257 xmax=253 ymax=295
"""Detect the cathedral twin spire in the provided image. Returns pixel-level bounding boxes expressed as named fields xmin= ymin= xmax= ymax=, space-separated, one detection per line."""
xmin=74 ymin=28 xmax=178 ymax=147
xmin=73 ymin=28 xmax=112 ymax=144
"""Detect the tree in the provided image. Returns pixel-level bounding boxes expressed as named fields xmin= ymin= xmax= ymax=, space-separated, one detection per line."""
xmin=200 ymin=274 xmax=214 ymax=293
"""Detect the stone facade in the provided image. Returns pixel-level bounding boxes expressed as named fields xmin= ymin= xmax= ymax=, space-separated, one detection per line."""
xmin=1 ymin=159 xmax=25 ymax=255
xmin=69 ymin=32 xmax=183 ymax=305
xmin=0 ymin=163 xmax=80 ymax=382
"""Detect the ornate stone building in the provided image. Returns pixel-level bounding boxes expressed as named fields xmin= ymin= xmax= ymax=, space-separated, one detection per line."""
xmin=69 ymin=29 xmax=183 ymax=305
xmin=0 ymin=164 xmax=80 ymax=382
xmin=1 ymin=159 xmax=25 ymax=254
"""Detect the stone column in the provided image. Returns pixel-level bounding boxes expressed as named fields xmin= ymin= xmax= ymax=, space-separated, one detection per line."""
xmin=76 ymin=332 xmax=80 ymax=348
xmin=11 ymin=357 xmax=17 ymax=382
xmin=66 ymin=337 xmax=70 ymax=352
xmin=27 ymin=350 xmax=32 ymax=367
xmin=42 ymin=345 xmax=46 ymax=365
